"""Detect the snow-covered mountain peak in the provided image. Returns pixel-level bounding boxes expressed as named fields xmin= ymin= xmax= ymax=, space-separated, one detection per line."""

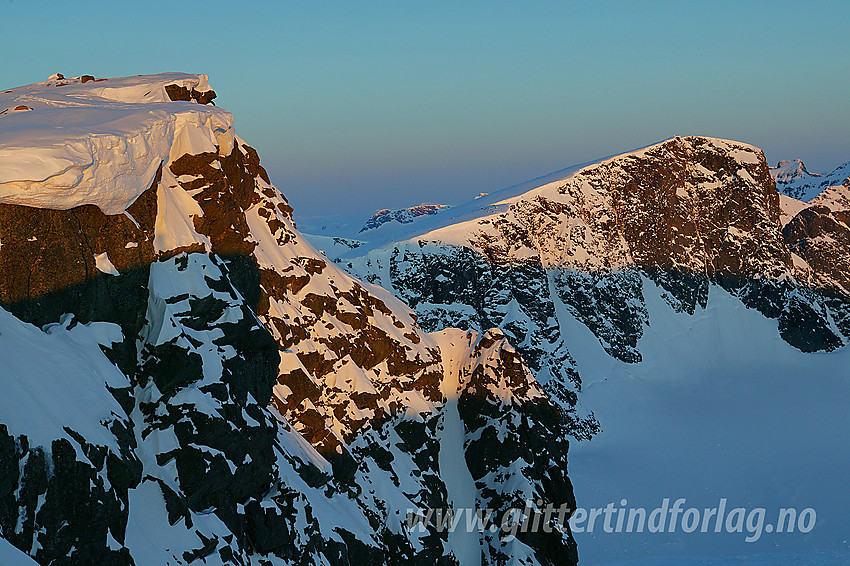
xmin=770 ymin=158 xmax=823 ymax=200
xmin=0 ymin=73 xmax=577 ymax=565
xmin=412 ymin=135 xmax=788 ymax=276
xmin=771 ymin=158 xmax=819 ymax=182
xmin=770 ymin=157 xmax=850 ymax=202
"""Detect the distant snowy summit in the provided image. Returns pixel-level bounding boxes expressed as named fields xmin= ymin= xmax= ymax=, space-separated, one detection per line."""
xmin=770 ymin=159 xmax=822 ymax=200
xmin=771 ymin=158 xmax=850 ymax=201
xmin=360 ymin=203 xmax=449 ymax=232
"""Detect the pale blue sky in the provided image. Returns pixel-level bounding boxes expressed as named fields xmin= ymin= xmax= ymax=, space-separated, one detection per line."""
xmin=2 ymin=1 xmax=849 ymax=218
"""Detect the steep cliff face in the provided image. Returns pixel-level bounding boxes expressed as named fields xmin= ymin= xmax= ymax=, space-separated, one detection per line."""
xmin=781 ymin=183 xmax=850 ymax=339
xmin=450 ymin=137 xmax=789 ymax=275
xmin=433 ymin=329 xmax=576 ymax=565
xmin=0 ymin=74 xmax=577 ymax=566
xmin=338 ymin=137 xmax=850 ymax=437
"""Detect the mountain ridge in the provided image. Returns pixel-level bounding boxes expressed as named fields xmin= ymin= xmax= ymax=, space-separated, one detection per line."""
xmin=770 ymin=157 xmax=850 ymax=202
xmin=0 ymin=73 xmax=577 ymax=566
xmin=331 ymin=136 xmax=850 ymax=437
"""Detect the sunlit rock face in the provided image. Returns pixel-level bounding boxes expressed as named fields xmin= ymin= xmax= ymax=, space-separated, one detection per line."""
xmin=0 ymin=74 xmax=577 ymax=566
xmin=342 ymin=136 xmax=850 ymax=438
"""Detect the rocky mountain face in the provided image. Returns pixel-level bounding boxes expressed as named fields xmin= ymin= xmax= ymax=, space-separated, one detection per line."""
xmin=784 ymin=183 xmax=850 ymax=297
xmin=432 ymin=328 xmax=576 ymax=565
xmin=340 ymin=137 xmax=850 ymax=437
xmin=360 ymin=204 xmax=449 ymax=233
xmin=0 ymin=75 xmax=577 ymax=566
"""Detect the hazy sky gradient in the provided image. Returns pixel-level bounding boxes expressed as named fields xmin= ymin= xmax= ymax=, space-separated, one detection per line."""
xmin=3 ymin=1 xmax=849 ymax=219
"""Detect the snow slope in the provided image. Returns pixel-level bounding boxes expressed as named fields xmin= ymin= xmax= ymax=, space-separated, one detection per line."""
xmin=0 ymin=310 xmax=130 ymax=452
xmin=567 ymin=277 xmax=850 ymax=563
xmin=435 ymin=329 xmax=486 ymax=566
xmin=0 ymin=538 xmax=39 ymax=566
xmin=302 ymin=156 xmax=617 ymax=258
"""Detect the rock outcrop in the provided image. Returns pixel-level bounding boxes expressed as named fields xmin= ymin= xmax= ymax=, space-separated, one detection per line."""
xmin=361 ymin=204 xmax=449 ymax=233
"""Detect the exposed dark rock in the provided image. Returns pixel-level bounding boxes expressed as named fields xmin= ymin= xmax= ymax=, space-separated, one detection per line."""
xmin=164 ymin=83 xmax=217 ymax=105
xmin=784 ymin=205 xmax=850 ymax=293
xmin=360 ymin=204 xmax=448 ymax=232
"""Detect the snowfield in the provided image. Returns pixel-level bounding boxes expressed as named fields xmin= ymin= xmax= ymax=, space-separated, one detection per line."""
xmin=566 ymin=278 xmax=850 ymax=564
